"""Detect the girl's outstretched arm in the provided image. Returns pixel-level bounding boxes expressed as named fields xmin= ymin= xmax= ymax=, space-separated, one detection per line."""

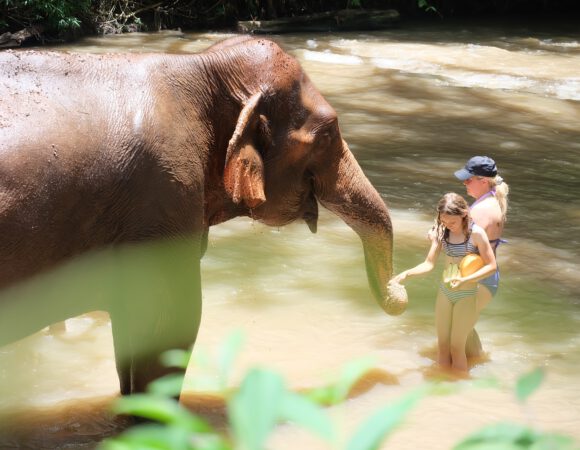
xmin=393 ymin=239 xmax=441 ymax=284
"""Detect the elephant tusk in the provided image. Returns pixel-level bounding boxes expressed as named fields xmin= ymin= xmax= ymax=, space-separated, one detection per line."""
xmin=303 ymin=212 xmax=318 ymax=233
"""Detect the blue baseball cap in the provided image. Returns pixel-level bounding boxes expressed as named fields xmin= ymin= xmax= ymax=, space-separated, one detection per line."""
xmin=454 ymin=156 xmax=498 ymax=180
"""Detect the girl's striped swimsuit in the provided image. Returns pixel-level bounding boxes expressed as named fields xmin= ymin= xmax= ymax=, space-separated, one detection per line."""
xmin=440 ymin=234 xmax=479 ymax=304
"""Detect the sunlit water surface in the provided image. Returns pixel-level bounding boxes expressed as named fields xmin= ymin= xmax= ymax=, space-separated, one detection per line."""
xmin=1 ymin=20 xmax=579 ymax=449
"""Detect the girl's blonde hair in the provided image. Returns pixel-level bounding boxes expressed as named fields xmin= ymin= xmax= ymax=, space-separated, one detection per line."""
xmin=488 ymin=175 xmax=509 ymax=222
xmin=435 ymin=192 xmax=471 ymax=241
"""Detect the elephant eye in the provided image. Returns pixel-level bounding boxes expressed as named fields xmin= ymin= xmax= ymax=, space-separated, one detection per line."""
xmin=318 ymin=133 xmax=330 ymax=145
xmin=315 ymin=126 xmax=337 ymax=147
xmin=314 ymin=119 xmax=338 ymax=141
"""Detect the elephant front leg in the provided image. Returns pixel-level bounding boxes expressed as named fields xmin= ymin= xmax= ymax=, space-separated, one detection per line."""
xmin=111 ymin=306 xmax=201 ymax=395
xmin=108 ymin=240 xmax=203 ymax=395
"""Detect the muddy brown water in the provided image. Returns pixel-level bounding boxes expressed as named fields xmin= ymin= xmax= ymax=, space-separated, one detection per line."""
xmin=1 ymin=21 xmax=579 ymax=449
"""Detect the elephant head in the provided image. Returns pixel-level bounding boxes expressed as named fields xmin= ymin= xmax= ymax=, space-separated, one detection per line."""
xmin=208 ymin=39 xmax=407 ymax=315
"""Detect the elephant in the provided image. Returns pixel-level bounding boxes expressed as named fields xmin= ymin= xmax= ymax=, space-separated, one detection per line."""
xmin=0 ymin=36 xmax=407 ymax=397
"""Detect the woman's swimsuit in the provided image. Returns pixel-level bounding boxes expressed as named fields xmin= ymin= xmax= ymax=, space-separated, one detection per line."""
xmin=439 ymin=230 xmax=478 ymax=304
xmin=470 ymin=190 xmax=505 ymax=297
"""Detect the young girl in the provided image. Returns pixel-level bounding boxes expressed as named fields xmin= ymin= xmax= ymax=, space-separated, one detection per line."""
xmin=394 ymin=193 xmax=497 ymax=372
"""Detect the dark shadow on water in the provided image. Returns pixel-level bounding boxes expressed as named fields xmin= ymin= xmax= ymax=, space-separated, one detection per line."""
xmin=180 ymin=365 xmax=400 ymax=431
xmin=0 ymin=396 xmax=131 ymax=449
xmin=347 ymin=367 xmax=400 ymax=395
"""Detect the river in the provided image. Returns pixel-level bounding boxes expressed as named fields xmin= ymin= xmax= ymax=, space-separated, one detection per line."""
xmin=1 ymin=19 xmax=579 ymax=449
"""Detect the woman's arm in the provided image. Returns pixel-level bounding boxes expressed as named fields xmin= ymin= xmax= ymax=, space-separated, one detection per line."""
xmin=393 ymin=239 xmax=441 ymax=284
xmin=450 ymin=225 xmax=497 ymax=288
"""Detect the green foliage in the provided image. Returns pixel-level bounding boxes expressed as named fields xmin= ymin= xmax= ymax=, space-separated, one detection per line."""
xmin=99 ymin=334 xmax=428 ymax=450
xmin=305 ymin=356 xmax=376 ymax=405
xmin=186 ymin=330 xmax=245 ymax=394
xmin=453 ymin=368 xmax=577 ymax=450
xmin=229 ymin=368 xmax=335 ymax=450
xmin=2 ymin=0 xmax=580 ymax=38
xmin=0 ymin=0 xmax=91 ymax=32
xmin=515 ymin=367 xmax=544 ymax=404
xmin=100 ymin=339 xmax=577 ymax=450
xmin=418 ymin=0 xmax=442 ymax=17
xmin=454 ymin=422 xmax=577 ymax=450
xmin=345 ymin=386 xmax=428 ymax=450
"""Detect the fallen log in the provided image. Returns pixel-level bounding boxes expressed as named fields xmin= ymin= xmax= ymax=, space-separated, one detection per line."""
xmin=0 ymin=26 xmax=42 ymax=48
xmin=237 ymin=9 xmax=400 ymax=34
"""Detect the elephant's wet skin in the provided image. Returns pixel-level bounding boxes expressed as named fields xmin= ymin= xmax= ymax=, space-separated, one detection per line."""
xmin=0 ymin=36 xmax=406 ymax=406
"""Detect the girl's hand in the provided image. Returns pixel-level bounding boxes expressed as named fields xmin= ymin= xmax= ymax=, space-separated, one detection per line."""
xmin=449 ymin=277 xmax=465 ymax=289
xmin=427 ymin=224 xmax=438 ymax=242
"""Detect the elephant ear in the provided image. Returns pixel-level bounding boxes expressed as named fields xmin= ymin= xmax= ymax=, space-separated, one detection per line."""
xmin=224 ymin=93 xmax=266 ymax=209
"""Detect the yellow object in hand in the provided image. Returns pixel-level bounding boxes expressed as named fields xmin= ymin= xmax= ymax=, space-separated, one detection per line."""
xmin=443 ymin=263 xmax=460 ymax=284
xmin=459 ymin=254 xmax=485 ymax=277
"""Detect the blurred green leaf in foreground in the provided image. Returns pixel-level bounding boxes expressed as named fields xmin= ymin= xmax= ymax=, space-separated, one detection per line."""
xmin=100 ymin=339 xmax=578 ymax=450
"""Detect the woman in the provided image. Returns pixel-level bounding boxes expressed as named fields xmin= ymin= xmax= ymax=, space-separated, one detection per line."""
xmin=454 ymin=155 xmax=509 ymax=313
xmin=394 ymin=193 xmax=497 ymax=372
xmin=430 ymin=156 xmax=509 ymax=357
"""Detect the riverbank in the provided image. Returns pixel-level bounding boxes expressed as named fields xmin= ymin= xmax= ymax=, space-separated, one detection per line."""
xmin=1 ymin=0 xmax=580 ymax=49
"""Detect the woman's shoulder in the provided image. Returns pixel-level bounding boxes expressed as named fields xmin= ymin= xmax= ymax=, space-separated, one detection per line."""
xmin=471 ymin=196 xmax=502 ymax=216
xmin=471 ymin=201 xmax=502 ymax=228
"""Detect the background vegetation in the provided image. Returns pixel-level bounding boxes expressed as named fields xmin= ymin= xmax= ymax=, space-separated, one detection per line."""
xmin=1 ymin=0 xmax=579 ymax=44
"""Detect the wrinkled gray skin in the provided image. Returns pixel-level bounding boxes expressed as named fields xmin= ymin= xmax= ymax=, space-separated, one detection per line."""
xmin=0 ymin=37 xmax=397 ymax=395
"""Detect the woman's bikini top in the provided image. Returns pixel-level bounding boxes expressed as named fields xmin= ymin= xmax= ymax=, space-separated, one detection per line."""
xmin=470 ymin=190 xmax=507 ymax=251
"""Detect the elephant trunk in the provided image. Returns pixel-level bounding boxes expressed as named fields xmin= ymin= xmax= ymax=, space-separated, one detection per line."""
xmin=316 ymin=142 xmax=407 ymax=315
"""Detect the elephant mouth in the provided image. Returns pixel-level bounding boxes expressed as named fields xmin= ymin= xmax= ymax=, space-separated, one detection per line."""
xmin=255 ymin=202 xmax=318 ymax=233
xmin=259 ymin=191 xmax=319 ymax=233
